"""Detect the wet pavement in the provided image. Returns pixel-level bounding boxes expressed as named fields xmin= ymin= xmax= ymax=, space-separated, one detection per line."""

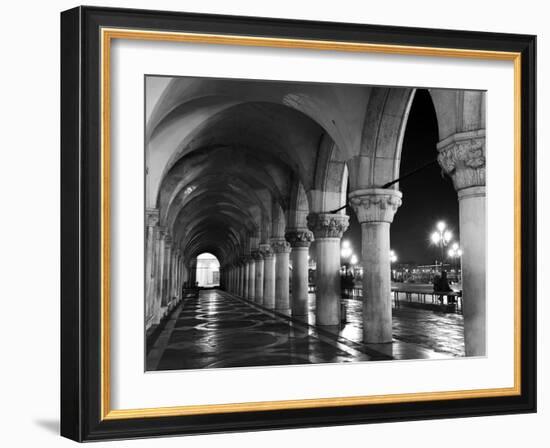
xmin=147 ymin=289 xmax=464 ymax=371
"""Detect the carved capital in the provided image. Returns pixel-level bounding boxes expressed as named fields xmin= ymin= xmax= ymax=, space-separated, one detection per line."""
xmin=146 ymin=208 xmax=159 ymax=227
xmin=437 ymin=130 xmax=486 ymax=191
xmin=156 ymin=225 xmax=167 ymax=240
xmin=285 ymin=228 xmax=314 ymax=248
xmin=271 ymin=239 xmax=291 ymax=254
xmin=251 ymin=249 xmax=264 ymax=261
xmin=348 ymin=188 xmax=402 ymax=223
xmin=306 ymin=213 xmax=349 ymax=239
xmin=259 ymin=243 xmax=274 ymax=259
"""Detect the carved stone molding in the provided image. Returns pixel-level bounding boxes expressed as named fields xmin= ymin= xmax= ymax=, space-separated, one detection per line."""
xmin=271 ymin=239 xmax=291 ymax=254
xmin=146 ymin=208 xmax=159 ymax=227
xmin=285 ymin=228 xmax=314 ymax=248
xmin=251 ymin=249 xmax=263 ymax=260
xmin=437 ymin=130 xmax=486 ymax=191
xmin=259 ymin=243 xmax=274 ymax=259
xmin=348 ymin=188 xmax=402 ymax=224
xmin=156 ymin=225 xmax=167 ymax=240
xmin=306 ymin=213 xmax=349 ymax=239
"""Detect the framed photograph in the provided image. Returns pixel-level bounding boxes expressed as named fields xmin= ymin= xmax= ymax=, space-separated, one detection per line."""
xmin=60 ymin=6 xmax=536 ymax=441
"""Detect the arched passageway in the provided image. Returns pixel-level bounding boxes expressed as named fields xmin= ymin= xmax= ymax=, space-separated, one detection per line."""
xmin=196 ymin=253 xmax=220 ymax=287
xmin=144 ymin=75 xmax=486 ymax=369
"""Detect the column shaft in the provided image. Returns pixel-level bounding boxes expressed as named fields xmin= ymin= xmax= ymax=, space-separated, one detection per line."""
xmin=349 ymin=188 xmax=401 ymax=343
xmin=254 ymin=257 xmax=264 ymax=304
xmin=144 ymin=212 xmax=158 ymax=328
xmin=315 ymin=238 xmax=341 ymax=325
xmin=362 ymin=222 xmax=392 ymax=342
xmin=459 ymin=187 xmax=486 ymax=356
xmin=286 ymin=229 xmax=314 ymax=318
xmin=247 ymin=260 xmax=256 ymax=300
xmin=263 ymin=255 xmax=276 ymax=309
xmin=272 ymin=240 xmax=291 ymax=315
xmin=307 ymin=214 xmax=349 ymax=326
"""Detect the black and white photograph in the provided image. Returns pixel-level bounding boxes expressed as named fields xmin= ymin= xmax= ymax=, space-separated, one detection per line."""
xmin=144 ymin=75 xmax=487 ymax=371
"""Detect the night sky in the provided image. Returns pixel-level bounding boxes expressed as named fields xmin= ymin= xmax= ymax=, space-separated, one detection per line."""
xmin=343 ymin=89 xmax=459 ymax=265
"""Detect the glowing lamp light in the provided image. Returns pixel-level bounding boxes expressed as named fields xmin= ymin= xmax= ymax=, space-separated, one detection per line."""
xmin=341 ymin=240 xmax=352 ymax=258
xmin=350 ymin=255 xmax=358 ymax=265
xmin=431 ymin=231 xmax=441 ymax=244
xmin=437 ymin=221 xmax=446 ymax=232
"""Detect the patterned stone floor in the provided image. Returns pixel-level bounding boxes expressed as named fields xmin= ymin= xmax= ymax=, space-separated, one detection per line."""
xmin=147 ymin=289 xmax=464 ymax=371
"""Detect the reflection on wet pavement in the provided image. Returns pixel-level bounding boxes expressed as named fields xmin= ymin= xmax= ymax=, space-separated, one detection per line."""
xmin=147 ymin=289 xmax=464 ymax=371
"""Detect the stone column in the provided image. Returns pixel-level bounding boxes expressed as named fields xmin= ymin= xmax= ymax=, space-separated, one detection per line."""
xmin=145 ymin=209 xmax=159 ymax=328
xmin=162 ymin=236 xmax=173 ymax=306
xmin=244 ymin=259 xmax=249 ymax=297
xmin=247 ymin=256 xmax=256 ymax=300
xmin=349 ymin=189 xmax=402 ymax=343
xmin=153 ymin=226 xmax=166 ymax=324
xmin=438 ymin=130 xmax=486 ymax=356
xmin=261 ymin=244 xmax=276 ymax=309
xmin=171 ymin=249 xmax=179 ymax=299
xmin=253 ymin=251 xmax=265 ymax=304
xmin=239 ymin=261 xmax=245 ymax=296
xmin=285 ymin=229 xmax=314 ymax=318
xmin=182 ymin=264 xmax=188 ymax=289
xmin=307 ymin=213 xmax=349 ymax=326
xmin=272 ymin=239 xmax=291 ymax=315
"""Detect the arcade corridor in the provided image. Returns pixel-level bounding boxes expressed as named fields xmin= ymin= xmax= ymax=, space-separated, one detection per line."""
xmin=147 ymin=289 xmax=463 ymax=371
xmin=144 ymin=75 xmax=486 ymax=367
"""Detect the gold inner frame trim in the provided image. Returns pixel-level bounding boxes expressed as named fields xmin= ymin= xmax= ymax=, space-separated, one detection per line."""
xmin=100 ymin=27 xmax=522 ymax=421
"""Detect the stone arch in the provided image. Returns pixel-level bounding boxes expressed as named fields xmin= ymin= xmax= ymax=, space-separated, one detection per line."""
xmin=146 ymin=76 xmax=371 ymax=208
xmin=350 ymin=86 xmax=485 ymax=190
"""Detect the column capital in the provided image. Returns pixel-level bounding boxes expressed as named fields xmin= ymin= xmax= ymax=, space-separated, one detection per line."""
xmin=146 ymin=208 xmax=159 ymax=227
xmin=259 ymin=243 xmax=274 ymax=259
xmin=306 ymin=213 xmax=349 ymax=239
xmin=271 ymin=238 xmax=291 ymax=254
xmin=156 ymin=225 xmax=167 ymax=240
xmin=348 ymin=188 xmax=402 ymax=224
xmin=251 ymin=249 xmax=263 ymax=260
xmin=285 ymin=228 xmax=314 ymax=248
xmin=164 ymin=234 xmax=173 ymax=246
xmin=437 ymin=129 xmax=486 ymax=191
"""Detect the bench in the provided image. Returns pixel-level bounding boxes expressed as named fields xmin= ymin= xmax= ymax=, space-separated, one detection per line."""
xmin=391 ymin=288 xmax=462 ymax=313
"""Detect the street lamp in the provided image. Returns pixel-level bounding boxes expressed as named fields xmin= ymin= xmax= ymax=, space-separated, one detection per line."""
xmin=448 ymin=242 xmax=463 ymax=283
xmin=430 ymin=221 xmax=453 ymax=271
xmin=390 ymin=249 xmax=397 ymax=281
xmin=341 ymin=240 xmax=353 ymax=276
xmin=341 ymin=240 xmax=352 ymax=258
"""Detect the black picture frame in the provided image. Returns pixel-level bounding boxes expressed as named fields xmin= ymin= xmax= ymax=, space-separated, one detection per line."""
xmin=61 ymin=5 xmax=536 ymax=442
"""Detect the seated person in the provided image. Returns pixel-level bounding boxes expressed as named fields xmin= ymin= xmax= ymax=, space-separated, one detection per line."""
xmin=434 ymin=271 xmax=453 ymax=303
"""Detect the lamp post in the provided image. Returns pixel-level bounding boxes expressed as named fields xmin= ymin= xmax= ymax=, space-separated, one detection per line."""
xmin=448 ymin=242 xmax=463 ymax=283
xmin=430 ymin=221 xmax=453 ymax=272
xmin=390 ymin=250 xmax=397 ymax=281
xmin=341 ymin=240 xmax=352 ymax=275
